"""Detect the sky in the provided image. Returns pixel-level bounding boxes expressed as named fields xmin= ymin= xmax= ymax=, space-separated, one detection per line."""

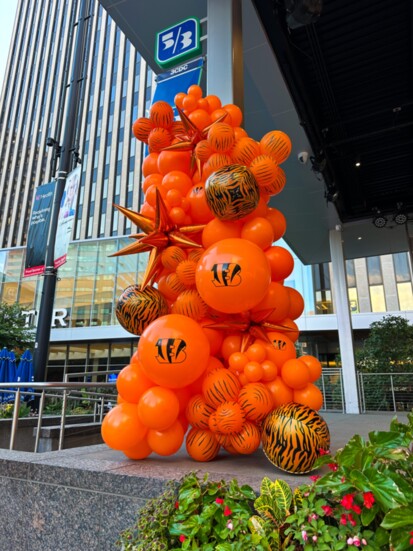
xmin=0 ymin=0 xmax=19 ymax=91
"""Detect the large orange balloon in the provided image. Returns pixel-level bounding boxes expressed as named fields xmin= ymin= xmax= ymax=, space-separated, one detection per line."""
xmin=158 ymin=150 xmax=191 ymax=175
xmin=138 ymin=386 xmax=180 ymax=430
xmin=195 ymin=238 xmax=271 ymax=313
xmin=101 ymin=403 xmax=147 ymax=451
xmin=241 ymin=217 xmax=274 ymax=250
xmin=263 ymin=331 xmax=296 ymax=368
xmin=266 ymin=208 xmax=286 ymax=241
xmin=265 ymin=246 xmax=294 ymax=281
xmin=123 ymin=438 xmax=153 ymax=460
xmin=138 ymin=314 xmax=210 ymax=388
xmin=199 ymin=319 xmax=225 ymax=356
xmin=299 ymin=355 xmax=322 ymax=382
xmin=116 ymin=362 xmax=154 ymax=403
xmin=251 ymin=282 xmax=290 ymax=323
xmin=286 ymin=287 xmax=305 ymax=319
xmin=281 ymin=358 xmax=310 ymax=390
xmin=202 ymin=219 xmax=242 ymax=249
xmin=147 ymin=420 xmax=185 ymax=456
xmin=265 ymin=377 xmax=294 ymax=407
xmin=293 ymin=384 xmax=324 ymax=410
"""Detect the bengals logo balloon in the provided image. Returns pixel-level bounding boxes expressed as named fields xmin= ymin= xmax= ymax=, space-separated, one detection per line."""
xmin=205 ymin=164 xmax=259 ymax=221
xmin=137 ymin=314 xmax=210 ymax=388
xmin=115 ymin=285 xmax=168 ymax=336
xmin=262 ymin=403 xmax=330 ymax=473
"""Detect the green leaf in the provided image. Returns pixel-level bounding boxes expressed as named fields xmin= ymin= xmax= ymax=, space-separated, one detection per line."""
xmin=389 ymin=526 xmax=413 ymax=551
xmin=361 ymin=503 xmax=379 ymax=526
xmin=364 ymin=468 xmax=409 ymax=509
xmin=373 ymin=526 xmax=390 ymax=547
xmin=255 ymin=479 xmax=292 ymax=525
xmin=368 ymin=430 xmax=405 ymax=447
xmin=248 ymin=515 xmax=267 ymax=536
xmin=381 ymin=506 xmax=413 ymax=529
xmin=336 ymin=434 xmax=366 ymax=467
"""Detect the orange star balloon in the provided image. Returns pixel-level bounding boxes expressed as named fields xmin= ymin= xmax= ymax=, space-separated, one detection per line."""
xmin=111 ymin=189 xmax=204 ymax=289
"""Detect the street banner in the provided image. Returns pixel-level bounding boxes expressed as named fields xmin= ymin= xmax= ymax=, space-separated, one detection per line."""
xmin=54 ymin=166 xmax=81 ymax=269
xmin=23 ymin=181 xmax=56 ymax=277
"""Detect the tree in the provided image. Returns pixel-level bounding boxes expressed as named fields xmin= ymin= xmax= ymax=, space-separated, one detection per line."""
xmin=0 ymin=302 xmax=35 ymax=351
xmin=356 ymin=314 xmax=413 ymax=373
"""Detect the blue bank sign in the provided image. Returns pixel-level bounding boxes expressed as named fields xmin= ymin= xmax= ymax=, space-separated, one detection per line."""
xmin=155 ymin=17 xmax=201 ymax=68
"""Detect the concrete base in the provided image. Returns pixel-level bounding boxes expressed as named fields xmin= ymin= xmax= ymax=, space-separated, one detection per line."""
xmin=0 ymin=412 xmax=408 ymax=551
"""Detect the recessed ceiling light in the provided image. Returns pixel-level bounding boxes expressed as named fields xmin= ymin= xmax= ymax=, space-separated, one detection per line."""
xmin=357 ymin=236 xmax=362 ymax=240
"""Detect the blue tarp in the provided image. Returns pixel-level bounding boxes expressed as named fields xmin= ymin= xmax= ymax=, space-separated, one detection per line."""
xmin=16 ymin=349 xmax=34 ymax=400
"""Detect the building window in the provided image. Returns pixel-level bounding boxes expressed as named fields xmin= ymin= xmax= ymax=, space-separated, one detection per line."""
xmin=312 ymin=263 xmax=333 ymax=314
xmin=393 ymin=252 xmax=413 ymax=310
xmin=367 ymin=256 xmax=386 ymax=312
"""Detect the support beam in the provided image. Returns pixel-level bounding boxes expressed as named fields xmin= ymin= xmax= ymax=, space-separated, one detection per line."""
xmin=206 ymin=0 xmax=243 ymax=108
xmin=329 ymin=227 xmax=360 ymax=413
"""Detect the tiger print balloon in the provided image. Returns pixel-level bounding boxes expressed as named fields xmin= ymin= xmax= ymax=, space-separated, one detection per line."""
xmin=205 ymin=164 xmax=260 ymax=221
xmin=186 ymin=427 xmax=220 ymax=462
xmin=115 ymin=285 xmax=168 ymax=336
xmin=261 ymin=403 xmax=330 ymax=474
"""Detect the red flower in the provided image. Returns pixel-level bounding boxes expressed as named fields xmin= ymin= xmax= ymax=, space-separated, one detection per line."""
xmin=318 ymin=448 xmax=329 ymax=455
xmin=215 ymin=498 xmax=224 ymax=505
xmin=175 ymin=501 xmax=179 ymax=509
xmin=224 ymin=505 xmax=232 ymax=516
xmin=352 ymin=504 xmax=362 ymax=515
xmin=340 ymin=514 xmax=347 ymax=525
xmin=363 ymin=492 xmax=375 ymax=509
xmin=348 ymin=513 xmax=357 ymax=527
xmin=409 ymin=531 xmax=413 ymax=545
xmin=310 ymin=475 xmax=321 ymax=482
xmin=327 ymin=462 xmax=338 ymax=471
xmin=341 ymin=493 xmax=354 ymax=509
xmin=321 ymin=505 xmax=334 ymax=516
xmin=179 ymin=535 xmax=186 ymax=542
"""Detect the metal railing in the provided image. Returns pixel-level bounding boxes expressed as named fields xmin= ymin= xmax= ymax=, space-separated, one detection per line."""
xmin=0 ymin=382 xmax=116 ymax=452
xmin=358 ymin=372 xmax=413 ymax=413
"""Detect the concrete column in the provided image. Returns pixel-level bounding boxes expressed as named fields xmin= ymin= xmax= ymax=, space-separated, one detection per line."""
xmin=206 ymin=0 xmax=243 ymax=108
xmin=329 ymin=227 xmax=360 ymax=413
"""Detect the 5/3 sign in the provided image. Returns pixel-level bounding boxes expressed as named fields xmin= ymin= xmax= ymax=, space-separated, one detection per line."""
xmin=155 ymin=18 xmax=201 ymax=68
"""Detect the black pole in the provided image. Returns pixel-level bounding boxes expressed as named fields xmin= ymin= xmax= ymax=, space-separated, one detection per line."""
xmin=33 ymin=0 xmax=91 ymax=382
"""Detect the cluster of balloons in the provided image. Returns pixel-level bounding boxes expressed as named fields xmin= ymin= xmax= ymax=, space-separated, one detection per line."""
xmin=101 ymin=84 xmax=327 ymax=469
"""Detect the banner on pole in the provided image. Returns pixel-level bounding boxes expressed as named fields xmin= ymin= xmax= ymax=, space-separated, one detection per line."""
xmin=23 ymin=181 xmax=56 ymax=278
xmin=54 ymin=166 xmax=81 ymax=269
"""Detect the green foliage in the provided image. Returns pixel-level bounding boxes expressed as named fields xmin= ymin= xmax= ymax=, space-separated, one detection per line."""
xmin=0 ymin=401 xmax=32 ymax=418
xmin=0 ymin=302 xmax=34 ymax=351
xmin=118 ymin=414 xmax=413 ymax=550
xmin=356 ymin=315 xmax=413 ymax=373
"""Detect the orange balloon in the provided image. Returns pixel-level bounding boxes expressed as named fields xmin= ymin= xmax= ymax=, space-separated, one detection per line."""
xmin=199 ymin=320 xmax=224 ymax=357
xmin=276 ymin=318 xmax=300 ymax=343
xmin=188 ymin=248 xmax=205 ymax=263
xmin=142 ymin=173 xmax=163 ymax=194
xmin=244 ymin=361 xmax=263 ymax=382
xmin=148 ymin=127 xmax=172 ymax=152
xmin=260 ymin=166 xmax=286 ymax=196
xmin=293 ymin=384 xmax=324 ymax=410
xmin=281 ymin=358 xmax=310 ymax=390
xmin=189 ymin=109 xmax=211 ymax=130
xmin=265 ymin=246 xmax=294 ymax=281
xmin=101 ymin=403 xmax=147 ymax=451
xmin=147 ymin=420 xmax=185 ymax=456
xmin=123 ymin=438 xmax=153 ymax=460
xmin=229 ymin=421 xmax=261 ymax=454
xmin=264 ymin=331 xmax=297 ymax=368
xmin=265 ymin=377 xmax=294 ymax=407
xmin=202 ymin=368 xmax=241 ymax=407
xmin=172 ymin=289 xmax=208 ymax=321
xmin=189 ymin=355 xmax=225 ymax=395
xmin=195 ymin=140 xmax=213 ymax=162
xmin=250 ymin=155 xmax=278 ymax=190
xmin=157 ymin=273 xmax=186 ymax=301
xmin=196 ymin=238 xmax=271 ymax=313
xmin=182 ymin=94 xmax=198 ymax=112
xmin=139 ymin=202 xmax=155 ymax=219
xmin=186 ymin=428 xmax=220 ymax=461
xmin=162 ymin=170 xmax=193 ymax=195
xmin=138 ymin=314 xmax=210 ymax=388
xmin=246 ymin=342 xmax=267 ymax=363
xmin=149 ymin=101 xmax=174 ymax=128
xmin=299 ymin=355 xmax=322 ymax=382
xmin=221 ymin=334 xmax=242 ymax=361
xmin=222 ymin=104 xmax=243 ymax=127
xmin=266 ymin=208 xmax=287 ymax=241
xmin=116 ymin=362 xmax=154 ymax=404
xmin=138 ymin=386 xmax=180 ymax=430
xmin=261 ymin=360 xmax=278 ymax=382
xmin=174 ymin=92 xmax=186 ymax=109
xmin=132 ymin=117 xmax=153 ymax=143
xmin=186 ymin=394 xmax=215 ymax=429
xmin=161 ymin=246 xmax=186 ymax=271
xmin=205 ymin=94 xmax=222 ymax=113
xmin=214 ymin=401 xmax=246 ymax=434
xmin=208 ymin=123 xmax=235 ymax=153
xmin=187 ymin=185 xmax=214 ymax=224
xmin=233 ymin=126 xmax=248 ymax=141
xmin=238 ymin=382 xmax=274 ymax=422
xmin=187 ymin=84 xmax=203 ymax=99
xmin=228 ymin=351 xmax=249 ymax=373
xmin=231 ymin=137 xmax=261 ymax=166
xmin=250 ymin=281 xmax=291 ymax=324
xmin=287 ymin=287 xmax=305 ymax=319
xmin=142 ymin=152 xmax=159 ymax=177
xmin=169 ymin=207 xmax=186 ymax=225
xmin=145 ymin=183 xmax=167 ymax=207
xmin=210 ymin=107 xmax=229 ymax=123
xmin=260 ymin=130 xmax=292 ymax=164
xmin=158 ymin=150 xmax=191 ymax=175
xmin=202 ymin=219 xmax=242 ymax=249
xmin=241 ymin=216 xmax=274 ymax=250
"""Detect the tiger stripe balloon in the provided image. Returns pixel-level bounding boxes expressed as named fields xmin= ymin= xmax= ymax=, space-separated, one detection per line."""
xmin=176 ymin=259 xmax=197 ymax=287
xmin=132 ymin=117 xmax=153 ymax=143
xmin=147 ymin=127 xmax=172 ymax=152
xmin=115 ymin=285 xmax=168 ymax=336
xmin=231 ymin=137 xmax=261 ymax=166
xmin=207 ymin=122 xmax=235 ymax=153
xmin=205 ymin=164 xmax=259 ymax=221
xmin=186 ymin=395 xmax=215 ymax=429
xmin=149 ymin=100 xmax=174 ymax=129
xmin=229 ymin=421 xmax=261 ymax=454
xmin=186 ymin=427 xmax=220 ymax=462
xmin=238 ymin=383 xmax=274 ymax=423
xmin=202 ymin=368 xmax=241 ymax=408
xmin=250 ymin=155 xmax=279 ymax=190
xmin=171 ymin=289 xmax=208 ymax=321
xmin=259 ymin=166 xmax=286 ymax=197
xmin=214 ymin=401 xmax=246 ymax=434
xmin=161 ymin=246 xmax=186 ymax=271
xmin=261 ymin=403 xmax=330 ymax=474
xmin=260 ymin=130 xmax=292 ymax=164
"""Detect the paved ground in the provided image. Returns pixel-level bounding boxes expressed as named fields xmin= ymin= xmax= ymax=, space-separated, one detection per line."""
xmin=49 ymin=411 xmax=409 ymax=491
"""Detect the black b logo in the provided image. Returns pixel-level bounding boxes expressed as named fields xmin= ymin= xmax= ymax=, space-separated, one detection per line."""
xmin=211 ymin=263 xmax=241 ymax=287
xmin=155 ymin=338 xmax=187 ymax=363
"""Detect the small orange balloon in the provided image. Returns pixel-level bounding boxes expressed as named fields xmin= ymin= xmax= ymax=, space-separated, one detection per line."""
xmin=187 ymin=84 xmax=203 ymax=99
xmin=246 ymin=342 xmax=267 ymax=363
xmin=202 ymin=218 xmax=242 ymax=249
xmin=266 ymin=208 xmax=287 ymax=241
xmin=122 ymin=438 xmax=152 ymax=460
xmin=222 ymin=104 xmax=243 ymax=127
xmin=145 ymin=183 xmax=167 ymax=207
xmin=187 ymin=185 xmax=214 ymax=224
xmin=142 ymin=152 xmax=160 ymax=177
xmin=162 ymin=170 xmax=193 ymax=195
xmin=260 ymin=130 xmax=292 ymax=164
xmin=265 ymin=376 xmax=294 ymax=407
xmin=221 ymin=334 xmax=242 ymax=361
xmin=172 ymin=289 xmax=208 ymax=321
xmin=244 ymin=361 xmax=263 ymax=382
xmin=186 ymin=428 xmax=220 ymax=461
xmin=233 ymin=126 xmax=248 ymax=141
xmin=189 ymin=109 xmax=211 ymax=130
xmin=205 ymin=94 xmax=222 ymax=113
xmin=228 ymin=351 xmax=249 ymax=372
xmin=158 ymin=150 xmax=191 ymax=175
xmin=147 ymin=420 xmax=185 ymax=456
xmin=139 ymin=202 xmax=155 ymax=219
xmin=169 ymin=206 xmax=186 ymax=225
xmin=138 ymin=386 xmax=180 ymax=430
xmin=157 ymin=273 xmax=187 ymax=301
xmin=175 ymin=259 xmax=197 ymax=287
xmin=241 ymin=216 xmax=274 ymax=250
xmin=174 ymin=92 xmax=186 ymax=109
xmin=214 ymin=401 xmax=246 ymax=434
xmin=142 ymin=173 xmax=163 ymax=194
xmin=132 ymin=117 xmax=153 ymax=143
xmin=210 ymin=107 xmax=229 ymax=123
xmin=101 ymin=403 xmax=147 ymax=451
xmin=182 ymin=94 xmax=198 ymax=112
xmin=261 ymin=360 xmax=278 ymax=382
xmin=148 ymin=127 xmax=172 ymax=152
xmin=287 ymin=287 xmax=305 ymax=320
xmin=264 ymin=331 xmax=297 ymax=368
xmin=265 ymin=246 xmax=294 ymax=281
xmin=260 ymin=166 xmax=286 ymax=196
xmin=116 ymin=362 xmax=154 ymax=404
xmin=293 ymin=383 xmax=324 ymax=410
xmin=250 ymin=155 xmax=279 ymax=190
xmin=281 ymin=358 xmax=310 ymax=390
xmin=299 ymin=355 xmax=322 ymax=382
xmin=149 ymin=101 xmax=174 ymax=128
xmin=207 ymin=122 xmax=235 ymax=153
xmin=195 ymin=140 xmax=213 ymax=162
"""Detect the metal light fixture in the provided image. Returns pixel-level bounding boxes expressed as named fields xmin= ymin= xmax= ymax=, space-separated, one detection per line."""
xmin=373 ymin=214 xmax=387 ymax=228
xmin=394 ymin=203 xmax=407 ymax=225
